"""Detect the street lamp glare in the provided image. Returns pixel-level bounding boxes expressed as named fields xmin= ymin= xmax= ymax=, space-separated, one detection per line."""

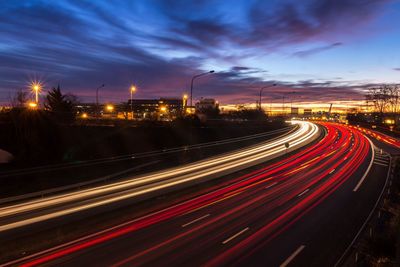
xmin=131 ymin=86 xmax=136 ymax=92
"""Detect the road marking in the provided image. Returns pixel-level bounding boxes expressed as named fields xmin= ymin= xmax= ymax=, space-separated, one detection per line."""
xmin=222 ymin=227 xmax=249 ymax=244
xmin=353 ymin=137 xmax=375 ymax=192
xmin=329 ymin=169 xmax=335 ymax=174
xmin=335 ymin=155 xmax=392 ymax=267
xmin=373 ymin=162 xmax=388 ymax=167
xmin=181 ymin=214 xmax=210 ymax=228
xmin=265 ymin=182 xmax=278 ymax=189
xmin=280 ymin=245 xmax=305 ymax=267
xmin=374 ymin=159 xmax=388 ymax=164
xmin=297 ymin=189 xmax=309 ymax=197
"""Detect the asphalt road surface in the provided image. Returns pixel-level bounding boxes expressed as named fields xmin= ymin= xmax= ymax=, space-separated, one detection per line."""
xmin=3 ymin=121 xmax=397 ymax=267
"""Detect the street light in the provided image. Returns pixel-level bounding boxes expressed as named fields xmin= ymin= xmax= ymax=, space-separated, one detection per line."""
xmin=130 ymin=85 xmax=136 ymax=119
xmin=96 ymin=84 xmax=105 ymax=117
xmin=183 ymin=94 xmax=188 ymax=114
xmin=28 ymin=102 xmax=37 ymax=109
xmin=31 ymin=82 xmax=41 ymax=104
xmin=259 ymin=83 xmax=277 ymax=110
xmin=190 ymin=70 xmax=214 ymax=107
xmin=106 ymin=104 xmax=114 ymax=112
xmin=258 ymin=83 xmax=276 ymax=110
xmin=160 ymin=106 xmax=167 ymax=113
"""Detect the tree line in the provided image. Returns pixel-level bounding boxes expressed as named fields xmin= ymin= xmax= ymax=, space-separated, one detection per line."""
xmin=366 ymin=85 xmax=400 ymax=114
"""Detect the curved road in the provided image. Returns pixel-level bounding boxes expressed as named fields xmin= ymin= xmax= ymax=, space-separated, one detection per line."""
xmin=2 ymin=121 xmax=391 ymax=267
xmin=0 ymin=121 xmax=318 ymax=233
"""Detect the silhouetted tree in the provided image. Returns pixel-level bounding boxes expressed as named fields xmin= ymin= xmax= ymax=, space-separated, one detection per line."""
xmin=10 ymin=89 xmax=28 ymax=108
xmin=45 ymin=85 xmax=76 ymax=123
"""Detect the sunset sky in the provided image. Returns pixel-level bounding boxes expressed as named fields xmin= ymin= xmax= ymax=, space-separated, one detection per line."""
xmin=1 ymin=0 xmax=399 ymax=107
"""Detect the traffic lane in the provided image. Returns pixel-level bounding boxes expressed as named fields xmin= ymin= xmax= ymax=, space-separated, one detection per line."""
xmin=238 ymin=145 xmax=385 ymax=266
xmin=41 ymin=158 xmax=331 ymax=267
xmin=0 ymin=127 xmax=324 ymax=266
xmin=0 ymin=126 xmax=296 ymax=198
xmin=0 ymin=122 xmax=317 ymax=232
xmin=7 ymin=124 xmax=342 ymax=267
xmin=39 ymin=126 xmax=360 ymax=264
xmin=0 ymin=123 xmax=320 ymax=240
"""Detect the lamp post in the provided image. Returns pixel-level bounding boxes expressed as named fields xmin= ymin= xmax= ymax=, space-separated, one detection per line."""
xmin=96 ymin=84 xmax=105 ymax=118
xmin=182 ymin=94 xmax=188 ymax=115
xmin=31 ymin=82 xmax=41 ymax=104
xmin=259 ymin=83 xmax=277 ymax=110
xmin=130 ymin=85 xmax=136 ymax=119
xmin=190 ymin=70 xmax=214 ymax=107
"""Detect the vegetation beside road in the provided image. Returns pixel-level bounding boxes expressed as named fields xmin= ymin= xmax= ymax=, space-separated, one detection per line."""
xmin=347 ymin=157 xmax=400 ymax=267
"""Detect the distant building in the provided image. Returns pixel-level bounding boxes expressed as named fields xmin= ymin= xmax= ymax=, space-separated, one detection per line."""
xmin=128 ymin=98 xmax=184 ymax=120
xmin=195 ymin=98 xmax=218 ymax=111
xmin=291 ymin=107 xmax=299 ymax=116
xmin=195 ymin=98 xmax=220 ymax=120
xmin=303 ymin=109 xmax=312 ymax=116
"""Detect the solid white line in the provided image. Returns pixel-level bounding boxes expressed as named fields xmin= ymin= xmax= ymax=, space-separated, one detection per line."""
xmin=265 ymin=182 xmax=278 ymax=189
xmin=329 ymin=169 xmax=335 ymax=174
xmin=334 ymin=156 xmax=392 ymax=267
xmin=353 ymin=136 xmax=375 ymax=192
xmin=373 ymin=162 xmax=388 ymax=167
xmin=297 ymin=189 xmax=309 ymax=197
xmin=181 ymin=214 xmax=210 ymax=228
xmin=280 ymin=245 xmax=305 ymax=267
xmin=222 ymin=227 xmax=249 ymax=244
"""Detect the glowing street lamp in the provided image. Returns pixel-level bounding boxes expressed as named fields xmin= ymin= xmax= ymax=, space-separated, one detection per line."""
xmin=31 ymin=82 xmax=41 ymax=104
xmin=130 ymin=85 xmax=136 ymax=119
xmin=160 ymin=106 xmax=167 ymax=113
xmin=28 ymin=102 xmax=37 ymax=109
xmin=183 ymin=94 xmax=188 ymax=114
xmin=106 ymin=104 xmax=114 ymax=112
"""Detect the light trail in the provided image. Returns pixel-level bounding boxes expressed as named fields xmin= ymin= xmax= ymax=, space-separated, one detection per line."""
xmin=2 ymin=122 xmax=375 ymax=267
xmin=0 ymin=121 xmax=319 ymax=233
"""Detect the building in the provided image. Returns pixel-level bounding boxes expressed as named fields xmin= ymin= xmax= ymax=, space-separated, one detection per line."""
xmin=303 ymin=109 xmax=312 ymax=116
xmin=195 ymin=98 xmax=218 ymax=111
xmin=291 ymin=107 xmax=299 ymax=116
xmin=128 ymin=98 xmax=184 ymax=120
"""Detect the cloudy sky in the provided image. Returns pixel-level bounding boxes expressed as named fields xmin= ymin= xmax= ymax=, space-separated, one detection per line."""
xmin=1 ymin=0 xmax=399 ymax=106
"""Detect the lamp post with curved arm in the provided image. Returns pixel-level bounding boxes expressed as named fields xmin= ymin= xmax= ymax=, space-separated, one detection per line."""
xmin=259 ymin=83 xmax=277 ymax=110
xmin=190 ymin=70 xmax=215 ymax=107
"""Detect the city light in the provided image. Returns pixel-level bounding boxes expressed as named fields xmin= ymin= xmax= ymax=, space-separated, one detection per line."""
xmin=81 ymin=113 xmax=88 ymax=118
xmin=160 ymin=106 xmax=167 ymax=113
xmin=28 ymin=102 xmax=37 ymax=109
xmin=384 ymin=119 xmax=395 ymax=125
xmin=31 ymin=82 xmax=42 ymax=104
xmin=130 ymin=85 xmax=137 ymax=120
xmin=106 ymin=105 xmax=114 ymax=111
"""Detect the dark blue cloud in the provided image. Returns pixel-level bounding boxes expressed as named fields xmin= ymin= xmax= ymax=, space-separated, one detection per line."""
xmin=0 ymin=0 xmax=393 ymax=104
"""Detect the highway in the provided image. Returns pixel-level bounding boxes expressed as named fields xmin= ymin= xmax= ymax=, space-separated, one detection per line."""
xmin=0 ymin=121 xmax=318 ymax=233
xmin=2 ymin=121 xmax=393 ymax=267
